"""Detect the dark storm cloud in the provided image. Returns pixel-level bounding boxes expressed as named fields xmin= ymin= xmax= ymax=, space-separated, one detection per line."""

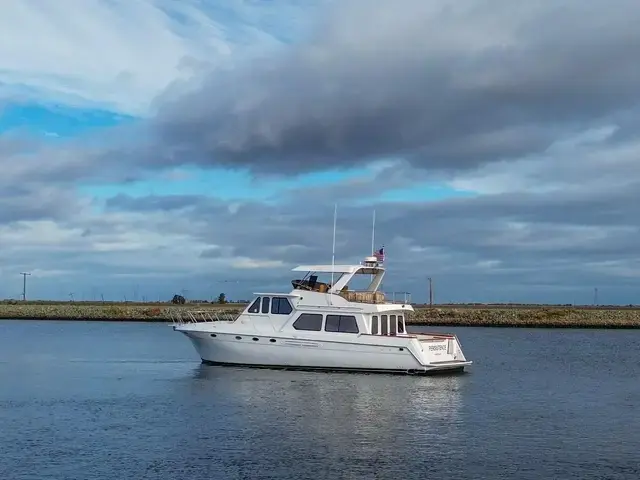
xmin=141 ymin=0 xmax=640 ymax=174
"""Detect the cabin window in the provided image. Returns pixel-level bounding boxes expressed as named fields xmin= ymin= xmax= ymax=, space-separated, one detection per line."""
xmin=248 ymin=297 xmax=261 ymax=313
xmin=325 ymin=315 xmax=359 ymax=334
xmin=292 ymin=313 xmax=323 ymax=331
xmin=371 ymin=316 xmax=379 ymax=335
xmin=271 ymin=297 xmax=293 ymax=315
xmin=381 ymin=315 xmax=388 ymax=335
xmin=261 ymin=297 xmax=270 ymax=314
xmin=390 ymin=315 xmax=397 ymax=335
xmin=398 ymin=315 xmax=405 ymax=333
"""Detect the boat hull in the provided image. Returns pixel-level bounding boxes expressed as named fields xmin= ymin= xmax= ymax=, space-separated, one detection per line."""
xmin=201 ymin=359 xmax=466 ymax=375
xmin=178 ymin=329 xmax=471 ymax=375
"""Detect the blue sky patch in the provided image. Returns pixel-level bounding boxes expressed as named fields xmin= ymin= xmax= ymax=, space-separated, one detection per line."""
xmin=79 ymin=165 xmax=376 ymax=203
xmin=79 ymin=165 xmax=474 ymax=207
xmin=0 ymin=102 xmax=135 ymax=137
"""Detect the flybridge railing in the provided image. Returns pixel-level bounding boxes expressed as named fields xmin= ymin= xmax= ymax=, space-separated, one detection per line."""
xmin=386 ymin=291 xmax=412 ymax=305
xmin=337 ymin=290 xmax=412 ymax=305
xmin=169 ymin=309 xmax=239 ymax=325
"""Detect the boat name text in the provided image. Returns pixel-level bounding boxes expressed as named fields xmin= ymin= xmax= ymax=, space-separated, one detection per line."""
xmin=428 ymin=344 xmax=447 ymax=352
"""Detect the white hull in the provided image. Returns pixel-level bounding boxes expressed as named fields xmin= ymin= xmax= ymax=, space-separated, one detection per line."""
xmin=177 ymin=327 xmax=471 ymax=375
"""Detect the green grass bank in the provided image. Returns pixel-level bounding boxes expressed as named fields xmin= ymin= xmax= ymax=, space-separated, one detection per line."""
xmin=1 ymin=301 xmax=639 ymax=328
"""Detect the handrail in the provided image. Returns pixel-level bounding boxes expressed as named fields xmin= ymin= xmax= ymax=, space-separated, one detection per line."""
xmin=169 ymin=309 xmax=239 ymax=325
xmin=385 ymin=291 xmax=412 ymax=305
xmin=298 ymin=302 xmax=364 ymax=312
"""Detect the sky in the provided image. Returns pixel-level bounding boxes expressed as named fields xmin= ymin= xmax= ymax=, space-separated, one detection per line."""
xmin=2 ymin=0 xmax=640 ymax=305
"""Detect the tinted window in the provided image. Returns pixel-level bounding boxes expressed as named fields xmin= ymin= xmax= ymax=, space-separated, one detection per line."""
xmin=325 ymin=315 xmax=340 ymax=332
xmin=340 ymin=316 xmax=359 ymax=333
xmin=271 ymin=297 xmax=293 ymax=315
xmin=371 ymin=316 xmax=379 ymax=335
xmin=381 ymin=315 xmax=388 ymax=335
xmin=390 ymin=315 xmax=397 ymax=334
xmin=398 ymin=315 xmax=405 ymax=333
xmin=248 ymin=297 xmax=261 ymax=313
xmin=325 ymin=315 xmax=359 ymax=333
xmin=292 ymin=313 xmax=323 ymax=331
xmin=261 ymin=297 xmax=270 ymax=314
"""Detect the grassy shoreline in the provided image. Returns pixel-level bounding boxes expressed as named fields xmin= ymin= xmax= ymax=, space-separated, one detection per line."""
xmin=1 ymin=301 xmax=640 ymax=328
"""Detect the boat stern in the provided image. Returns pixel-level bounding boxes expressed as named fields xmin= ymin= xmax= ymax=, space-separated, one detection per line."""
xmin=412 ymin=333 xmax=473 ymax=373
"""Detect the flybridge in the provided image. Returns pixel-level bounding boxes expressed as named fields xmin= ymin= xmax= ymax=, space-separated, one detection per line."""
xmin=291 ymin=255 xmax=386 ymax=295
xmin=291 ymin=253 xmax=384 ymax=274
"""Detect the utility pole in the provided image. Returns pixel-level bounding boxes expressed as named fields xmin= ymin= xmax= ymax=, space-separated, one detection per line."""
xmin=428 ymin=277 xmax=433 ymax=307
xmin=20 ymin=272 xmax=31 ymax=301
xmin=593 ymin=287 xmax=598 ymax=306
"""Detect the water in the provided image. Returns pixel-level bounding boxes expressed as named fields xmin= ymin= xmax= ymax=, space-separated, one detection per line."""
xmin=0 ymin=320 xmax=638 ymax=480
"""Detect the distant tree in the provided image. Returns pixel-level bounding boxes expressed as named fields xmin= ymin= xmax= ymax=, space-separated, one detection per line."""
xmin=172 ymin=294 xmax=186 ymax=305
xmin=217 ymin=293 xmax=226 ymax=304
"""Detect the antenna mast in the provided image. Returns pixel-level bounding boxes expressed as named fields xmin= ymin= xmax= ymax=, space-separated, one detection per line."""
xmin=331 ymin=204 xmax=337 ymax=287
xmin=371 ymin=209 xmax=376 ymax=255
xmin=370 ymin=210 xmax=376 ymax=281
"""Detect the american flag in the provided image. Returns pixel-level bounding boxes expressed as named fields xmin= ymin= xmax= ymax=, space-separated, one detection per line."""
xmin=374 ymin=246 xmax=385 ymax=262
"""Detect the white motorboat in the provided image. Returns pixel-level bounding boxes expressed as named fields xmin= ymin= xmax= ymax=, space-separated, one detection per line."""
xmin=173 ymin=254 xmax=472 ymax=375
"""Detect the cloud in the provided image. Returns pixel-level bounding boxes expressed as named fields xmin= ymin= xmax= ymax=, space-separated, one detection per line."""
xmin=7 ymin=0 xmax=640 ymax=183
xmin=3 ymin=155 xmax=640 ymax=303
xmin=0 ymin=183 xmax=87 ymax=224
xmin=3 ymin=124 xmax=640 ymax=303
xmin=137 ymin=0 xmax=640 ymax=174
xmin=2 ymin=0 xmax=640 ymax=305
xmin=0 ymin=0 xmax=318 ymax=116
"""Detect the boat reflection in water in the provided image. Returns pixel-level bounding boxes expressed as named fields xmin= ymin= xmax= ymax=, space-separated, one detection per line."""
xmin=188 ymin=363 xmax=466 ymax=469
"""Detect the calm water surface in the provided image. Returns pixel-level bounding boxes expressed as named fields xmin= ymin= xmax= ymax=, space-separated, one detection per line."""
xmin=0 ymin=320 xmax=638 ymax=480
